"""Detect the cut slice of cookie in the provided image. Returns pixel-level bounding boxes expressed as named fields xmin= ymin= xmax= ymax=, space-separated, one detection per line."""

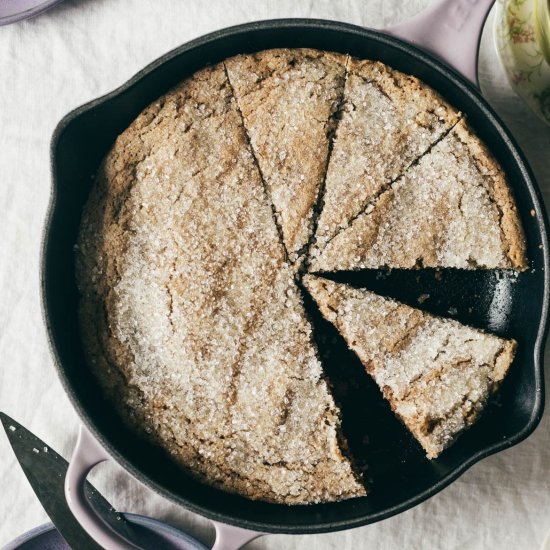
xmin=225 ymin=48 xmax=348 ymax=260
xmin=303 ymin=275 xmax=517 ymax=459
xmin=310 ymin=119 xmax=527 ymax=272
xmin=313 ymin=58 xmax=461 ymax=250
xmin=77 ymin=63 xmax=364 ymax=504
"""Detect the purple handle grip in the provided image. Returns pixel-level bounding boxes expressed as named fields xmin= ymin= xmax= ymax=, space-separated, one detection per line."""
xmin=65 ymin=425 xmax=140 ymax=549
xmin=65 ymin=425 xmax=262 ymax=550
xmin=385 ymin=0 xmax=496 ymax=86
xmin=211 ymin=523 xmax=263 ymax=550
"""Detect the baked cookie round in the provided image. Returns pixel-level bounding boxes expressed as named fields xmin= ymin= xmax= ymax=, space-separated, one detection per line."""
xmin=76 ymin=49 xmax=526 ymax=505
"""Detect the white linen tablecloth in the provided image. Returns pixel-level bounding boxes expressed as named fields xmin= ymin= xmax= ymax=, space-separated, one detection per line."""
xmin=1 ymin=0 xmax=550 ymax=548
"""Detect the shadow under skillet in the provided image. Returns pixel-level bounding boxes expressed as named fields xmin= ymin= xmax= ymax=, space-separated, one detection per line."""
xmin=299 ymin=267 xmax=525 ymax=494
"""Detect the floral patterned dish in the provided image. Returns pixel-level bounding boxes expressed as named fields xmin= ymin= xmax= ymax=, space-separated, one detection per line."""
xmin=495 ymin=0 xmax=550 ymax=125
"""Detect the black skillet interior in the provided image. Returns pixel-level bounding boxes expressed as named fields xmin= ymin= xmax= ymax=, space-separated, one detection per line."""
xmin=45 ymin=20 xmax=549 ymax=534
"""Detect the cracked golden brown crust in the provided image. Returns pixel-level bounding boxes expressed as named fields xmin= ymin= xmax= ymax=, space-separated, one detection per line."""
xmin=225 ymin=49 xmax=348 ymax=260
xmin=313 ymin=59 xmax=461 ymax=250
xmin=311 ymin=119 xmax=528 ymax=272
xmin=303 ymin=275 xmax=517 ymax=459
xmin=77 ymin=63 xmax=365 ymax=505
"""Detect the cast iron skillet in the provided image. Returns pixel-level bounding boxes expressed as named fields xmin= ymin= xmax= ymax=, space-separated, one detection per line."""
xmin=44 ymin=0 xmax=549 ymax=547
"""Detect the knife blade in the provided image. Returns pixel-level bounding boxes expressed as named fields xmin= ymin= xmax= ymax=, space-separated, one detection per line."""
xmin=0 ymin=412 xmax=139 ymax=549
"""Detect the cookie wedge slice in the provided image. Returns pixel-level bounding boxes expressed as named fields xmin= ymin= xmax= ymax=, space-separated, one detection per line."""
xmin=303 ymin=275 xmax=517 ymax=459
xmin=225 ymin=48 xmax=348 ymax=260
xmin=310 ymin=120 xmax=527 ymax=272
xmin=313 ymin=58 xmax=460 ymax=250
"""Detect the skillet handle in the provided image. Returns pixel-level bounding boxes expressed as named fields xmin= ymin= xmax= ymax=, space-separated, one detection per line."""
xmin=66 ymin=425 xmax=264 ymax=550
xmin=211 ymin=522 xmax=263 ymax=550
xmin=385 ymin=0 xmax=496 ymax=87
xmin=65 ymin=425 xmax=140 ymax=549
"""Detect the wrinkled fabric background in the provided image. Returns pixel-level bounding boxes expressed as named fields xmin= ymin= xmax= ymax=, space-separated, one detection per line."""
xmin=1 ymin=1 xmax=549 ymax=548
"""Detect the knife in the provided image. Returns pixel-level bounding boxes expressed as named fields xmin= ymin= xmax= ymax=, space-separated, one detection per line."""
xmin=0 ymin=412 xmax=140 ymax=550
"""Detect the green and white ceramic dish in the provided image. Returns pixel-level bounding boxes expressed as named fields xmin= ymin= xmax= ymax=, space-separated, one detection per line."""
xmin=495 ymin=0 xmax=550 ymax=125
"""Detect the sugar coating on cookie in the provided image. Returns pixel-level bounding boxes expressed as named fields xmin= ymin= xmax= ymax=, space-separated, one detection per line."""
xmin=226 ymin=49 xmax=348 ymax=261
xmin=314 ymin=59 xmax=461 ymax=251
xmin=76 ymin=50 xmax=526 ymax=505
xmin=311 ymin=120 xmax=527 ymax=272
xmin=76 ymin=63 xmax=365 ymax=504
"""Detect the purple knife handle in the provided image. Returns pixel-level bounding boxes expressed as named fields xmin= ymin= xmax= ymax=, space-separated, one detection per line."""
xmin=385 ymin=0 xmax=496 ymax=86
xmin=65 ymin=425 xmax=140 ymax=549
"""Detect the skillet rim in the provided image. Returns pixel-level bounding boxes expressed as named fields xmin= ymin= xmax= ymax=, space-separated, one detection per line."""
xmin=44 ymin=18 xmax=549 ymax=534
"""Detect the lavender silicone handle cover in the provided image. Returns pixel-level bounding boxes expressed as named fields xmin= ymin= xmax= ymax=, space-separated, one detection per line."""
xmin=65 ymin=425 xmax=262 ymax=550
xmin=65 ymin=426 xmax=140 ymax=550
xmin=385 ymin=0 xmax=496 ymax=86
